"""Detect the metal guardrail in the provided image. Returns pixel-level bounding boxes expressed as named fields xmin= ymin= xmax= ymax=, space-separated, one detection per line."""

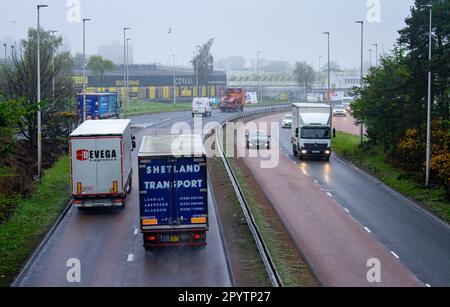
xmin=216 ymin=106 xmax=291 ymax=287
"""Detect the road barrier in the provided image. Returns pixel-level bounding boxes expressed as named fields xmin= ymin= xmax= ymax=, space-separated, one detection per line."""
xmin=216 ymin=106 xmax=291 ymax=287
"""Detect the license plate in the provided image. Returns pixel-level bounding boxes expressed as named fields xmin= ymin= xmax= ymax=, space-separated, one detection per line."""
xmin=312 ymin=150 xmax=320 ymax=154
xmin=160 ymin=235 xmax=180 ymax=243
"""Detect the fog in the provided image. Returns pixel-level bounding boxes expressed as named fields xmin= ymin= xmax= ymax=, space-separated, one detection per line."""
xmin=0 ymin=0 xmax=415 ymax=68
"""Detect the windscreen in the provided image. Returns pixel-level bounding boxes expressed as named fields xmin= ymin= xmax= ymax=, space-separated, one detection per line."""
xmin=301 ymin=127 xmax=331 ymax=139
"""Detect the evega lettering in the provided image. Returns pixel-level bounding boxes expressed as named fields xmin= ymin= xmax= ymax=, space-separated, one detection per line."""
xmin=144 ymin=179 xmax=203 ymax=190
xmin=90 ymin=150 xmax=117 ymax=159
xmin=146 ymin=164 xmax=200 ymax=175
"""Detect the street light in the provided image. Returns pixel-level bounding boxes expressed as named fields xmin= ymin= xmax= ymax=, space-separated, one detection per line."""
xmin=323 ymin=32 xmax=330 ymax=102
xmin=257 ymin=51 xmax=261 ymax=103
xmin=126 ymin=38 xmax=131 ymax=116
xmin=356 ymin=20 xmax=364 ymax=145
xmin=123 ymin=27 xmax=130 ymax=118
xmin=37 ymin=4 xmax=48 ymax=181
xmin=373 ymin=43 xmax=379 ymax=66
xmin=195 ymin=45 xmax=200 ymax=97
xmin=422 ymin=4 xmax=433 ymax=187
xmin=50 ymin=30 xmax=58 ymax=99
xmin=172 ymin=54 xmax=176 ymax=105
xmin=82 ymin=18 xmax=91 ymax=123
xmin=3 ymin=43 xmax=6 ymax=64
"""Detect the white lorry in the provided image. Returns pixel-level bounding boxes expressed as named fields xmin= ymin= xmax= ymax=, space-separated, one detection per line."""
xmin=291 ymin=103 xmax=333 ymax=161
xmin=192 ymin=98 xmax=212 ymax=117
xmin=69 ymin=119 xmax=136 ymax=209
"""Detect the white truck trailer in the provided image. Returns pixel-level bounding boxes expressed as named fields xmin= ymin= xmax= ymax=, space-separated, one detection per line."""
xmin=69 ymin=119 xmax=136 ymax=209
xmin=291 ymin=103 xmax=333 ymax=161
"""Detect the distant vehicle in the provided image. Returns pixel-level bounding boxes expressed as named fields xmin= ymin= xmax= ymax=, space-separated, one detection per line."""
xmin=138 ymin=134 xmax=208 ymax=249
xmin=69 ymin=119 xmax=135 ymax=209
xmin=77 ymin=93 xmax=120 ymax=121
xmin=246 ymin=130 xmax=271 ymax=150
xmin=281 ymin=114 xmax=293 ymax=128
xmin=333 ymin=105 xmax=347 ymax=117
xmin=192 ymin=98 xmax=212 ymax=117
xmin=219 ymin=88 xmax=246 ymax=112
xmin=291 ymin=103 xmax=333 ymax=161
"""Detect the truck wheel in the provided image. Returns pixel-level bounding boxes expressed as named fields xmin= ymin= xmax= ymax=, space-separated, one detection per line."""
xmin=246 ymin=142 xmax=250 ymax=149
xmin=293 ymin=146 xmax=298 ymax=157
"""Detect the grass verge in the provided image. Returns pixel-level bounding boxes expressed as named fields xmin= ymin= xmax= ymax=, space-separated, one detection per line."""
xmin=0 ymin=156 xmax=70 ymax=287
xmin=333 ymin=132 xmax=450 ymax=223
xmin=126 ymin=100 xmax=192 ymax=115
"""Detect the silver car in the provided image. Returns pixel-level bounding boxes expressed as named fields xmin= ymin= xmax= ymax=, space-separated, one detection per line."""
xmin=246 ymin=130 xmax=271 ymax=150
xmin=333 ymin=105 xmax=347 ymax=117
xmin=281 ymin=114 xmax=293 ymax=128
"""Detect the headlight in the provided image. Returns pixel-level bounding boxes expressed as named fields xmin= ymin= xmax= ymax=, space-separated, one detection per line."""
xmin=301 ymin=150 xmax=308 ymax=154
xmin=325 ymin=150 xmax=331 ymax=155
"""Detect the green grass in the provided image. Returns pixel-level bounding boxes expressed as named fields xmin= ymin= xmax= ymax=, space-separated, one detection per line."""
xmin=125 ymin=100 xmax=192 ymax=115
xmin=333 ymin=132 xmax=450 ymax=223
xmin=0 ymin=156 xmax=70 ymax=287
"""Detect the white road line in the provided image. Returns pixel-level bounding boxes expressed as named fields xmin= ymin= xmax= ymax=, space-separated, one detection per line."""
xmin=344 ymin=208 xmax=350 ymax=213
xmin=327 ymin=192 xmax=333 ymax=197
xmin=127 ymin=254 xmax=135 ymax=262
xmin=425 ymin=283 xmax=431 ymax=287
xmin=390 ymin=251 xmax=400 ymax=259
xmin=313 ymin=179 xmax=318 ymax=184
xmin=134 ymin=228 xmax=139 ymax=235
xmin=364 ymin=227 xmax=372 ymax=233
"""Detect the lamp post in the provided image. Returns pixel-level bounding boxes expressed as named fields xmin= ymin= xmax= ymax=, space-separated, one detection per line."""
xmin=323 ymin=32 xmax=330 ymax=102
xmin=123 ymin=27 xmax=130 ymax=118
xmin=422 ymin=4 xmax=433 ymax=187
xmin=373 ymin=43 xmax=379 ymax=66
xmin=356 ymin=20 xmax=364 ymax=145
xmin=50 ymin=30 xmax=58 ymax=99
xmin=195 ymin=45 xmax=200 ymax=97
xmin=37 ymin=4 xmax=48 ymax=181
xmin=126 ymin=38 xmax=131 ymax=116
xmin=82 ymin=18 xmax=91 ymax=122
xmin=257 ymin=51 xmax=261 ymax=103
xmin=172 ymin=54 xmax=176 ymax=105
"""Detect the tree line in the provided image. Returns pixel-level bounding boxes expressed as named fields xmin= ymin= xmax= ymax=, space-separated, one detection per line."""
xmin=352 ymin=0 xmax=449 ymax=197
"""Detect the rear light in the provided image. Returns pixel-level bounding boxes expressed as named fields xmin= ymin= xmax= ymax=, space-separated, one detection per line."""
xmin=113 ymin=181 xmax=118 ymax=193
xmin=149 ymin=236 xmax=157 ymax=241
xmin=114 ymin=198 xmax=122 ymax=203
xmin=74 ymin=200 xmax=82 ymax=204
xmin=193 ymin=234 xmax=201 ymax=240
xmin=77 ymin=182 xmax=82 ymax=194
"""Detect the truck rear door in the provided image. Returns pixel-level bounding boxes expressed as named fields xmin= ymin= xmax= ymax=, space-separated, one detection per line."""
xmin=71 ymin=136 xmax=122 ymax=196
xmin=173 ymin=156 xmax=208 ymax=227
xmin=139 ymin=157 xmax=174 ymax=227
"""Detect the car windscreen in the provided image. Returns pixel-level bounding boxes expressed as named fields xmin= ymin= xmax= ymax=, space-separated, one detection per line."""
xmin=301 ymin=127 xmax=331 ymax=139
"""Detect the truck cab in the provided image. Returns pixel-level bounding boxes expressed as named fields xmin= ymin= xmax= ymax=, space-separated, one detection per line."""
xmin=219 ymin=88 xmax=245 ymax=112
xmin=291 ymin=103 xmax=333 ymax=161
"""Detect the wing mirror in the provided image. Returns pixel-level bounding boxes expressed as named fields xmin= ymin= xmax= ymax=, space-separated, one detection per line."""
xmin=132 ymin=136 xmax=137 ymax=150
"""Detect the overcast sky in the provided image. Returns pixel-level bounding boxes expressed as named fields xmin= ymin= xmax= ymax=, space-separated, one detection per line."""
xmin=0 ymin=0 xmax=415 ymax=69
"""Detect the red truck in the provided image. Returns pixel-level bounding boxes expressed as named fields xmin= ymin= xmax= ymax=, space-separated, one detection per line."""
xmin=219 ymin=88 xmax=246 ymax=112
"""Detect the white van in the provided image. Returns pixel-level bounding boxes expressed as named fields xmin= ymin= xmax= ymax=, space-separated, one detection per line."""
xmin=69 ymin=119 xmax=136 ymax=209
xmin=192 ymin=98 xmax=212 ymax=117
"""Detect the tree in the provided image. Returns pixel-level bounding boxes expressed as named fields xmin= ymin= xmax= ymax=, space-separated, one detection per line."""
xmin=0 ymin=28 xmax=75 ymax=151
xmin=87 ymin=55 xmax=114 ymax=81
xmin=191 ymin=39 xmax=215 ymax=87
xmin=293 ymin=62 xmax=315 ymax=95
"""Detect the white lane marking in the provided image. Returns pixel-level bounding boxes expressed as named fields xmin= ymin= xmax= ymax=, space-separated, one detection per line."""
xmin=127 ymin=254 xmax=135 ymax=262
xmin=134 ymin=228 xmax=139 ymax=235
xmin=390 ymin=251 xmax=400 ymax=259
xmin=327 ymin=192 xmax=333 ymax=197
xmin=425 ymin=283 xmax=431 ymax=287
xmin=313 ymin=179 xmax=318 ymax=184
xmin=344 ymin=208 xmax=350 ymax=213
xmin=364 ymin=227 xmax=372 ymax=233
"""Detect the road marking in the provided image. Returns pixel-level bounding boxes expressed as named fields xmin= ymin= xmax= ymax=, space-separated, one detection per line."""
xmin=364 ymin=227 xmax=372 ymax=233
xmin=390 ymin=251 xmax=400 ymax=259
xmin=344 ymin=208 xmax=350 ymax=213
xmin=425 ymin=283 xmax=431 ymax=287
xmin=313 ymin=179 xmax=318 ymax=184
xmin=134 ymin=228 xmax=139 ymax=235
xmin=127 ymin=254 xmax=135 ymax=262
xmin=327 ymin=192 xmax=333 ymax=197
